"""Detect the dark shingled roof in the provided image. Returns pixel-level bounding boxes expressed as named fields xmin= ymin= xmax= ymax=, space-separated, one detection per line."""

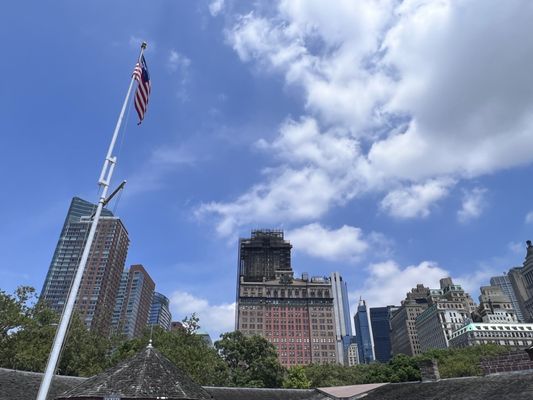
xmin=204 ymin=386 xmax=330 ymax=400
xmin=0 ymin=367 xmax=85 ymax=400
xmin=56 ymin=345 xmax=213 ymax=399
xmin=360 ymin=371 xmax=533 ymax=400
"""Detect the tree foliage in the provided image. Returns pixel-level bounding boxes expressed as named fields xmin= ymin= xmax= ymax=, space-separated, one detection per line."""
xmin=283 ymin=366 xmax=311 ymax=389
xmin=0 ymin=287 xmax=110 ymax=376
xmin=215 ymin=331 xmax=285 ymax=388
xmin=414 ymin=343 xmax=509 ymax=378
xmin=111 ymin=325 xmax=230 ymax=386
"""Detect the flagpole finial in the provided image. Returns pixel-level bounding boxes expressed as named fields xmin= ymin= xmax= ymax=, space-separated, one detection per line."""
xmin=141 ymin=41 xmax=147 ymax=49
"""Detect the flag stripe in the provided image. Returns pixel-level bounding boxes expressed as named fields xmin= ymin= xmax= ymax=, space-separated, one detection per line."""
xmin=132 ymin=55 xmax=151 ymax=124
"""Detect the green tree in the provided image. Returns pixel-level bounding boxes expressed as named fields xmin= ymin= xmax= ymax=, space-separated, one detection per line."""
xmin=112 ymin=325 xmax=229 ymax=386
xmin=215 ymin=331 xmax=285 ymax=388
xmin=388 ymin=354 xmax=421 ymax=382
xmin=283 ymin=366 xmax=311 ymax=389
xmin=416 ymin=343 xmax=509 ymax=378
xmin=0 ymin=286 xmax=37 ymax=340
xmin=0 ymin=286 xmax=111 ymax=376
xmin=181 ymin=313 xmax=200 ymax=334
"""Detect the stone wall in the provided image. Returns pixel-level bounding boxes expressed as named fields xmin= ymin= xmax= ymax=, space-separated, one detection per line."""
xmin=480 ymin=350 xmax=533 ymax=375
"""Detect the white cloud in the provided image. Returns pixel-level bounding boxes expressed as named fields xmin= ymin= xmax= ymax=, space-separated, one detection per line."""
xmin=199 ymin=0 xmax=533 ymax=236
xmin=169 ymin=290 xmax=235 ymax=340
xmin=525 ymin=211 xmax=533 ymax=224
xmin=353 ymin=260 xmax=449 ymax=308
xmin=125 ymin=144 xmax=197 ymax=196
xmin=380 ymin=178 xmax=454 ymax=219
xmin=287 ymin=223 xmax=369 ymax=262
xmin=209 ymin=0 xmax=225 ymax=17
xmin=167 ymin=50 xmax=191 ymax=73
xmin=457 ymin=187 xmax=487 ymax=223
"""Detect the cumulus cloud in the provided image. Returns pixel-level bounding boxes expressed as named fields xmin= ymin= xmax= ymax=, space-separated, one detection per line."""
xmin=169 ymin=290 xmax=235 ymax=340
xmin=457 ymin=187 xmax=487 ymax=223
xmin=209 ymin=0 xmax=225 ymax=17
xmin=381 ymin=178 xmax=454 ymax=219
xmin=352 ymin=258 xmax=501 ymax=311
xmin=286 ymin=223 xmax=369 ymax=262
xmin=353 ymin=260 xmax=449 ymax=308
xmin=196 ymin=118 xmax=365 ymax=235
xmin=200 ymin=0 xmax=533 ymax=236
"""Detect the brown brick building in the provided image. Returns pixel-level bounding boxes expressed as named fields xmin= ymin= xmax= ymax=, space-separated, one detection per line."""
xmin=236 ymin=230 xmax=338 ymax=367
xmin=41 ymin=197 xmax=129 ymax=336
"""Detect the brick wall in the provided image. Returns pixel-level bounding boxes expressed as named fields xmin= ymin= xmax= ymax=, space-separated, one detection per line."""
xmin=480 ymin=350 xmax=533 ymax=375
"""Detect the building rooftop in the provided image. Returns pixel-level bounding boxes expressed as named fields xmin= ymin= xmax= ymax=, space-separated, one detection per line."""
xmin=56 ymin=344 xmax=212 ymax=400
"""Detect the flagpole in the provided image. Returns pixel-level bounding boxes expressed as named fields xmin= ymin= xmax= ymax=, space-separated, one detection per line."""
xmin=36 ymin=42 xmax=147 ymax=400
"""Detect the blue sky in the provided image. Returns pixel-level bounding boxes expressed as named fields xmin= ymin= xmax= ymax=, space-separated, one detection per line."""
xmin=2 ymin=0 xmax=533 ymax=339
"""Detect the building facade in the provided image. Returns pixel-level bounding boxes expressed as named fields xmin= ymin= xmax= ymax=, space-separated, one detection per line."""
xmin=490 ymin=275 xmax=525 ymax=322
xmin=112 ymin=264 xmax=155 ymax=338
xmin=370 ymin=306 xmax=399 ymax=363
xmin=238 ymin=229 xmax=292 ymax=282
xmin=390 ymin=284 xmax=430 ymax=356
xmin=331 ymin=272 xmax=353 ymax=365
xmin=450 ymin=322 xmax=533 ymax=348
xmin=477 ymin=285 xmax=517 ymax=323
xmin=508 ymin=267 xmax=530 ymax=322
xmin=347 ymin=341 xmax=359 ymax=366
xmin=40 ymin=197 xmax=129 ymax=335
xmin=236 ymin=230 xmax=338 ymax=367
xmin=149 ymin=292 xmax=172 ymax=331
xmin=238 ymin=273 xmax=338 ymax=367
xmin=516 ymin=241 xmax=533 ymax=322
xmin=354 ymin=300 xmax=374 ymax=364
xmin=415 ymin=278 xmax=476 ymax=352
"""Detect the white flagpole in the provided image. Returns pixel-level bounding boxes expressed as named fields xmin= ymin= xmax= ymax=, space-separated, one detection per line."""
xmin=36 ymin=42 xmax=147 ymax=400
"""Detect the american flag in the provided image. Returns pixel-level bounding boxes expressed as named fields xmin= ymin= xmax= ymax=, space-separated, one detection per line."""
xmin=132 ymin=55 xmax=151 ymax=124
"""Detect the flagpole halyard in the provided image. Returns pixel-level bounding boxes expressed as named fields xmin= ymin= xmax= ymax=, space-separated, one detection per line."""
xmin=36 ymin=42 xmax=147 ymax=400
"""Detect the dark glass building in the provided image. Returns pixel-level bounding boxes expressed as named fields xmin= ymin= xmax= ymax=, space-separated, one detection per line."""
xmin=112 ymin=264 xmax=155 ymax=338
xmin=149 ymin=292 xmax=172 ymax=330
xmin=40 ymin=197 xmax=129 ymax=335
xmin=354 ymin=300 xmax=374 ymax=364
xmin=41 ymin=197 xmax=113 ymax=300
xmin=370 ymin=305 xmax=399 ymax=363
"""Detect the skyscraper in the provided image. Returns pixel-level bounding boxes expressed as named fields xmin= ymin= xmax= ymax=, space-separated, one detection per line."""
xmin=354 ymin=300 xmax=374 ymax=364
xmin=491 ymin=275 xmax=525 ymax=322
xmin=415 ymin=278 xmax=476 ymax=352
xmin=331 ymin=272 xmax=353 ymax=365
xmin=40 ymin=197 xmax=129 ymax=335
xmin=370 ymin=305 xmax=399 ymax=363
xmin=508 ymin=266 xmax=530 ymax=321
xmin=149 ymin=292 xmax=172 ymax=331
xmin=41 ymin=197 xmax=113 ymax=302
xmin=390 ymin=284 xmax=430 ymax=356
xmin=236 ymin=230 xmax=338 ymax=367
xmin=238 ymin=229 xmax=292 ymax=281
xmin=112 ymin=264 xmax=155 ymax=338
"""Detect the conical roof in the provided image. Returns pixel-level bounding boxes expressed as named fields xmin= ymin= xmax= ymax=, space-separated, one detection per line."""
xmin=56 ymin=345 xmax=213 ymax=399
